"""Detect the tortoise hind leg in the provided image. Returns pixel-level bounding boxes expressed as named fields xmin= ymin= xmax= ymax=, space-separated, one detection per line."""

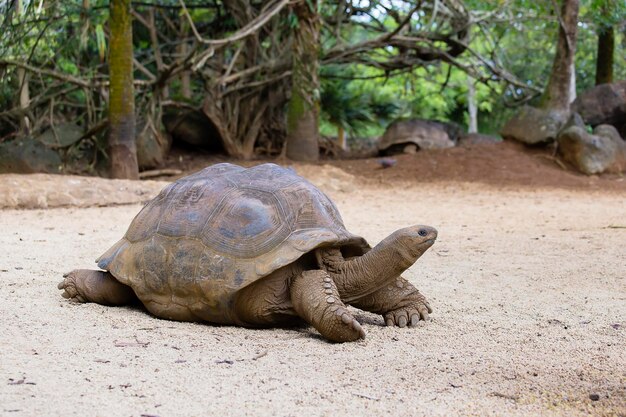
xmin=58 ymin=269 xmax=137 ymax=306
xmin=290 ymin=270 xmax=366 ymax=342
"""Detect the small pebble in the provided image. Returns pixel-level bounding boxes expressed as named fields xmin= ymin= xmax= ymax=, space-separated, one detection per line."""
xmin=589 ymin=393 xmax=600 ymax=401
xmin=378 ymin=158 xmax=397 ymax=168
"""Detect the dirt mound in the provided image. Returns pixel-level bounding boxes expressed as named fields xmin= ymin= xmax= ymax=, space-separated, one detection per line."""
xmin=324 ymin=140 xmax=626 ymax=192
xmin=293 ymin=164 xmax=357 ymax=192
xmin=0 ymin=174 xmax=167 ymax=209
xmin=160 ymin=140 xmax=626 ymax=192
xmin=2 ymin=140 xmax=624 ymax=210
xmin=0 ymin=165 xmax=356 ymax=210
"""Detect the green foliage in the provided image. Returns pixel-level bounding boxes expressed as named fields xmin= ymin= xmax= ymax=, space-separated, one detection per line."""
xmin=95 ymin=24 xmax=107 ymax=61
xmin=320 ymin=58 xmax=506 ymax=136
xmin=1 ymin=0 xmax=625 ymax=153
xmin=320 ymin=66 xmax=401 ymax=137
xmin=319 ymin=0 xmax=625 ymax=136
xmin=585 ymin=0 xmax=626 ymax=27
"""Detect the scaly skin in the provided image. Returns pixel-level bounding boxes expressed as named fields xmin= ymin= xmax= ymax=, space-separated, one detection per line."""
xmin=350 ymin=277 xmax=432 ymax=327
xmin=58 ymin=269 xmax=136 ymax=305
xmin=318 ymin=225 xmax=437 ymax=303
xmin=316 ymin=225 xmax=436 ymax=327
xmin=234 ymin=265 xmax=300 ymax=327
xmin=290 ymin=270 xmax=365 ymax=342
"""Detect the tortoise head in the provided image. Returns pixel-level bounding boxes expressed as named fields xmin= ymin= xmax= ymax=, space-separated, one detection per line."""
xmin=390 ymin=225 xmax=438 ymax=260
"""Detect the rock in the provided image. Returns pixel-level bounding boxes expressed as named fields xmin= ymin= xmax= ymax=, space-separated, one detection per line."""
xmin=458 ymin=133 xmax=502 ymax=146
xmin=500 ymin=105 xmax=568 ymax=145
xmin=589 ymin=393 xmax=600 ymax=401
xmin=594 ymin=124 xmax=624 ymax=144
xmin=379 ymin=119 xmax=456 ymax=155
xmin=136 ymin=122 xmax=172 ymax=170
xmin=561 ymin=112 xmax=586 ymax=131
xmin=0 ymin=137 xmax=62 ymax=174
xmin=36 ymin=123 xmax=84 ymax=148
xmin=378 ymin=158 xmax=397 ymax=168
xmin=572 ymin=81 xmax=626 ymax=126
xmin=557 ymin=124 xmax=626 ymax=174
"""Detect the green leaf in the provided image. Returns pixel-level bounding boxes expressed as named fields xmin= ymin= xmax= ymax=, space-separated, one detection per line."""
xmin=58 ymin=57 xmax=79 ymax=75
xmin=287 ymin=12 xmax=299 ymax=29
xmin=95 ymin=24 xmax=106 ymax=62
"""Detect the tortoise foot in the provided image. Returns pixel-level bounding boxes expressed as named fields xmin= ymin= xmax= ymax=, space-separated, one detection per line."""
xmin=384 ymin=296 xmax=432 ymax=327
xmin=58 ymin=269 xmax=136 ymax=306
xmin=58 ymin=270 xmax=88 ymax=303
xmin=326 ymin=304 xmax=366 ymax=341
xmin=291 ymin=270 xmax=366 ymax=343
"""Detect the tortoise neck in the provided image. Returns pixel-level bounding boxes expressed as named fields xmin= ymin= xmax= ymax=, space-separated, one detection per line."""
xmin=318 ymin=234 xmax=421 ymax=302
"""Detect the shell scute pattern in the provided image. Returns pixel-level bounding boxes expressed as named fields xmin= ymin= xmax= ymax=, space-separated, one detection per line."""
xmin=280 ymin=182 xmax=344 ymax=231
xmin=201 ymin=187 xmax=291 ymax=259
xmin=155 ymin=179 xmax=222 ymax=239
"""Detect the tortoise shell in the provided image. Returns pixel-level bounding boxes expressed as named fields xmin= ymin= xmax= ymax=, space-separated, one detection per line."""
xmin=96 ymin=163 xmax=368 ymax=323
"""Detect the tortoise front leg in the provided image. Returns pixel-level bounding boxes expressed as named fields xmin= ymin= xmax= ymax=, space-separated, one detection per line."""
xmin=350 ymin=276 xmax=432 ymax=327
xmin=290 ymin=270 xmax=366 ymax=342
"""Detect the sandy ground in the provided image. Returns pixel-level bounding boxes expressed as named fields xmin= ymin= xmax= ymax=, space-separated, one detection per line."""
xmin=1 ymin=168 xmax=625 ymax=416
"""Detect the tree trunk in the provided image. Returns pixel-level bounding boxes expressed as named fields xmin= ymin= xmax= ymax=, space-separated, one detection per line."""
xmin=595 ymin=25 xmax=614 ymax=85
xmin=108 ymin=0 xmax=139 ymax=179
xmin=467 ymin=76 xmax=477 ymax=133
xmin=147 ymin=8 xmax=168 ymax=98
xmin=337 ymin=126 xmax=346 ymax=149
xmin=17 ymin=68 xmax=30 ymax=134
xmin=541 ymin=0 xmax=580 ymax=111
xmin=286 ymin=1 xmax=321 ymax=161
xmin=179 ymin=17 xmax=192 ymax=99
xmin=15 ymin=0 xmax=30 ymax=134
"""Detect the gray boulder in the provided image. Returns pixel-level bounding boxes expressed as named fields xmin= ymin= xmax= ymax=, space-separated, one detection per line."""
xmin=37 ymin=123 xmax=83 ymax=148
xmin=561 ymin=112 xmax=586 ymax=131
xmin=557 ymin=124 xmax=626 ymax=174
xmin=500 ymin=105 xmax=568 ymax=145
xmin=136 ymin=121 xmax=172 ymax=170
xmin=572 ymin=81 xmax=626 ymax=126
xmin=0 ymin=137 xmax=63 ymax=174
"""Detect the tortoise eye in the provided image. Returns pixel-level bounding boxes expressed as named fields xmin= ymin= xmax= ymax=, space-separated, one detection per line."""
xmin=418 ymin=229 xmax=428 ymax=237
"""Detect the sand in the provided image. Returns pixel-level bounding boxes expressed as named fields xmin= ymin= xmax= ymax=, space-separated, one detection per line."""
xmin=0 ymin=169 xmax=625 ymax=416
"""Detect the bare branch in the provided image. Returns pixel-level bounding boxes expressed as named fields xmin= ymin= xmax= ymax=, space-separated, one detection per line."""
xmin=1 ymin=59 xmax=92 ymax=88
xmin=179 ymin=0 xmax=292 ymax=47
xmin=0 ymin=59 xmax=153 ymax=88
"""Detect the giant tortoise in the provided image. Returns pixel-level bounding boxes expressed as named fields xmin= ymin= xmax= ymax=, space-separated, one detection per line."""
xmin=59 ymin=163 xmax=437 ymax=342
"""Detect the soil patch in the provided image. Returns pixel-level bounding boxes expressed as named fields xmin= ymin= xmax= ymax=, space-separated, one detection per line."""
xmin=161 ymin=140 xmax=626 ymax=192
